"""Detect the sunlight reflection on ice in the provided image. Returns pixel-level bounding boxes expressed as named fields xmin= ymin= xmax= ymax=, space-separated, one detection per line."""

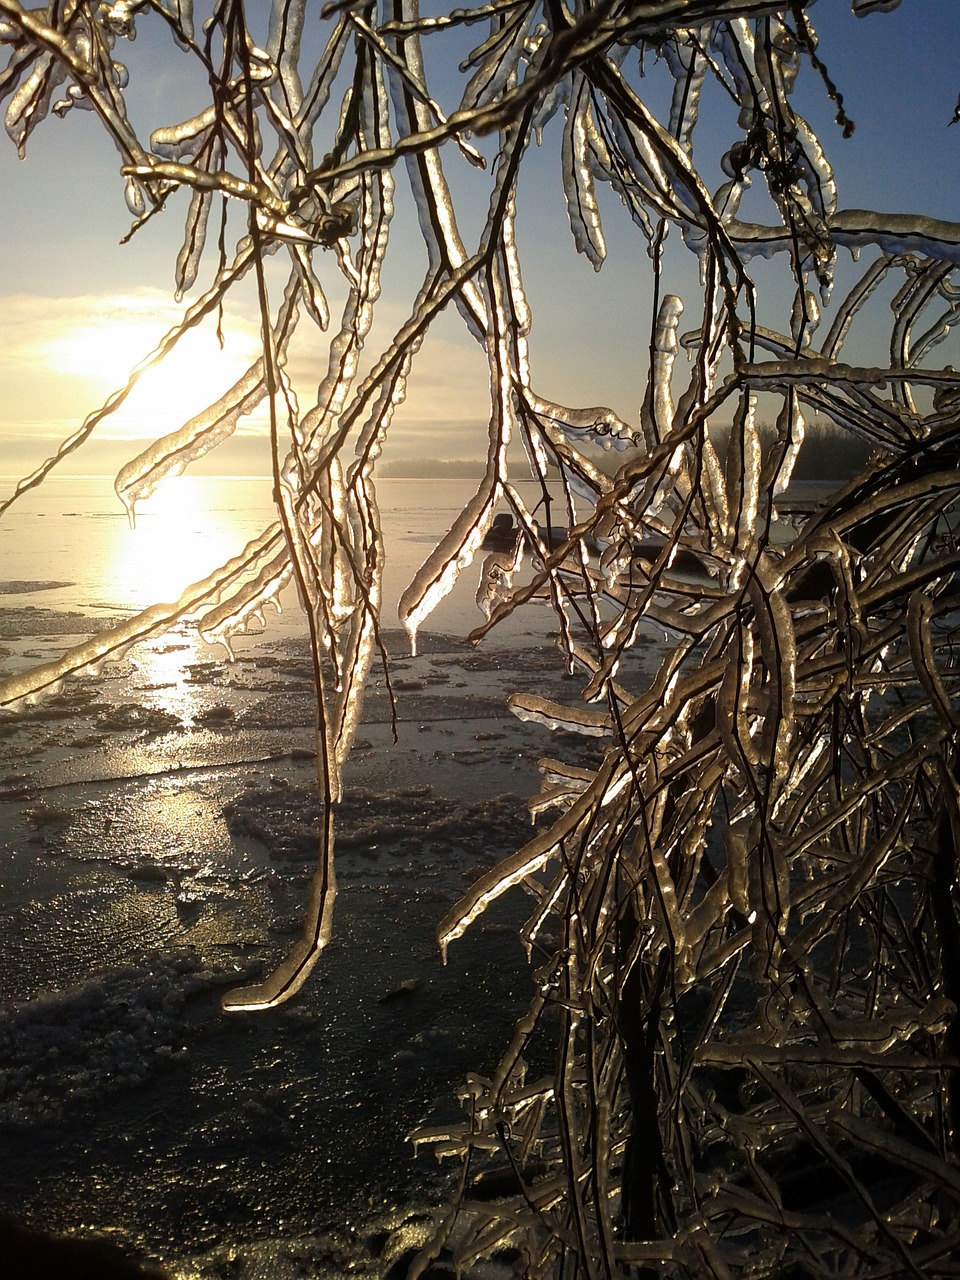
xmin=110 ymin=476 xmax=252 ymax=609
xmin=127 ymin=633 xmax=207 ymax=721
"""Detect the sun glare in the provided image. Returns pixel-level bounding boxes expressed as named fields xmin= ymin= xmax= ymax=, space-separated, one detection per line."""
xmin=111 ymin=474 xmax=251 ymax=608
xmin=47 ymin=301 xmax=263 ymax=442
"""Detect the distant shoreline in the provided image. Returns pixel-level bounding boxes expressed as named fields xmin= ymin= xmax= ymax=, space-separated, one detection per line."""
xmin=0 ymin=469 xmax=491 ymax=483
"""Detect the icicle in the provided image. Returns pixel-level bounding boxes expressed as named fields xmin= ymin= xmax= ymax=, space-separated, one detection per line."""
xmin=717 ymin=626 xmax=759 ymax=772
xmin=477 ymin=544 xmax=523 ymax=621
xmin=794 ymin=114 xmax=837 ymax=222
xmin=296 ymin=64 xmax=396 ymax=456
xmin=663 ymin=31 xmax=707 ymax=155
xmin=150 ymin=108 xmax=217 ymax=163
xmin=221 ymin=826 xmax=336 ymax=1010
xmin=5 ymin=55 xmax=68 ymax=156
xmin=789 ymin=287 xmax=821 ymax=346
xmin=175 ymin=186 xmax=213 ymax=298
xmin=288 ymin=244 xmax=329 ymax=329
xmin=640 ymin=295 xmax=683 ymax=450
xmin=198 ymin=546 xmax=291 ymax=654
xmin=710 ymin=20 xmax=768 ymax=126
xmin=112 ymin=345 xmax=265 ymax=517
xmin=383 ymin=3 xmax=487 ymax=335
xmin=649 ymin=837 xmax=689 ymax=982
xmin=123 ymin=174 xmax=145 ymax=216
xmin=523 ymin=392 xmax=639 ymax=450
xmin=399 ymin=485 xmax=499 ymax=654
xmin=725 ymin=392 xmax=760 ymax=564
xmin=397 ymin=136 xmax=529 ymax=650
xmin=157 ymin=0 xmax=194 ymax=42
xmin=750 ymin=558 xmax=797 ymax=782
xmin=561 ymin=75 xmax=606 ymax=269
xmin=508 ymin=693 xmax=612 ymax=737
xmin=683 ymin=874 xmax=734 ymax=953
xmin=267 ymin=0 xmax=306 ymax=113
xmin=761 ymin=394 xmax=805 ymax=498
xmin=437 ymin=789 xmax=595 ymax=961
xmin=700 ymin=430 xmax=730 ymax=544
xmin=532 ymin=68 xmax=572 ymax=137
xmin=460 ymin=7 xmax=530 ymax=113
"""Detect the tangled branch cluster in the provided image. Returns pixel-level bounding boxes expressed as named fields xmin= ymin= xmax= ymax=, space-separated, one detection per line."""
xmin=3 ymin=1 xmax=960 ymax=1275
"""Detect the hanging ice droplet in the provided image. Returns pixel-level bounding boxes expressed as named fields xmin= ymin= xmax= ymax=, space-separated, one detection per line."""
xmin=124 ymin=175 xmax=145 ymax=217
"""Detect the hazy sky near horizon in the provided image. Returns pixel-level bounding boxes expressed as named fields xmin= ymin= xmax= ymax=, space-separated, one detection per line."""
xmin=1 ymin=1 xmax=959 ymax=485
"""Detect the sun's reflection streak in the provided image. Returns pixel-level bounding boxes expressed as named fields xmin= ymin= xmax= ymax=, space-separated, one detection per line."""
xmin=126 ymin=630 xmax=205 ymax=721
xmin=110 ymin=476 xmax=250 ymax=608
xmin=105 ymin=475 xmax=265 ymax=717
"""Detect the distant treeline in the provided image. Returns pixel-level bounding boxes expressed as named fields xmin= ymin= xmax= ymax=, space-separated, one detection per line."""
xmin=382 ymin=423 xmax=872 ymax=483
xmin=380 ymin=458 xmax=482 ymax=478
xmin=708 ymin=420 xmax=873 ymax=481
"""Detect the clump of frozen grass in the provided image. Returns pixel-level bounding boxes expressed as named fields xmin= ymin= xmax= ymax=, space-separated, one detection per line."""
xmin=2 ymin=2 xmax=960 ymax=1274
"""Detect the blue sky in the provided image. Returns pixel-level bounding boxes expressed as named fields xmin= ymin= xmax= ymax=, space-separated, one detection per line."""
xmin=1 ymin=1 xmax=958 ymax=480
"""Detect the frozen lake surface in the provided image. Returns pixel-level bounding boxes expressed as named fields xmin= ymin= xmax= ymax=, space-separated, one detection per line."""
xmin=0 ymin=473 xmax=575 ymax=647
xmin=0 ymin=475 xmax=660 ymax=1276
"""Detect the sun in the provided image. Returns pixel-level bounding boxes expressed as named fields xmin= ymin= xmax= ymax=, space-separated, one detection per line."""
xmin=46 ymin=296 xmax=263 ymax=443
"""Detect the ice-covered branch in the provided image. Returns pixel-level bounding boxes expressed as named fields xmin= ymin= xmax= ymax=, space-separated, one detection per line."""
xmin=4 ymin=2 xmax=960 ymax=1272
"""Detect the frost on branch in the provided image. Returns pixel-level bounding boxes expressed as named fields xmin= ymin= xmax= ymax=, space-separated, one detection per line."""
xmin=2 ymin=1 xmax=960 ymax=1275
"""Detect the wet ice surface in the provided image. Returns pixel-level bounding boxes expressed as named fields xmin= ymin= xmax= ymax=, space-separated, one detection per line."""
xmin=0 ymin=600 xmax=649 ymax=1277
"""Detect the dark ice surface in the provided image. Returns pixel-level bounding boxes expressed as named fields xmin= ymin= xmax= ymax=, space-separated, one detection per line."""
xmin=0 ymin=606 xmax=652 ymax=1276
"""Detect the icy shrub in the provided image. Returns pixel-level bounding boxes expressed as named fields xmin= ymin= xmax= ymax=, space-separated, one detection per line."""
xmin=2 ymin=2 xmax=960 ymax=1275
